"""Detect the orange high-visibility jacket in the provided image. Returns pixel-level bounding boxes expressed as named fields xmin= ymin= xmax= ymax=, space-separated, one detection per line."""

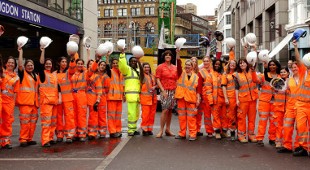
xmin=2 ymin=71 xmax=19 ymax=104
xmin=286 ymin=64 xmax=305 ymax=107
xmin=297 ymin=70 xmax=310 ymax=102
xmin=200 ymin=68 xmax=212 ymax=99
xmin=234 ymin=71 xmax=258 ymax=102
xmin=221 ymin=72 xmax=236 ymax=99
xmin=205 ymin=70 xmax=223 ymax=105
xmin=57 ymin=71 xmax=74 ymax=102
xmin=100 ymin=73 xmax=110 ymax=95
xmin=175 ymin=71 xmax=198 ymax=103
xmin=107 ymin=68 xmax=124 ymax=101
xmin=16 ymin=70 xmax=38 ymax=107
xmin=39 ymin=70 xmax=58 ymax=105
xmin=87 ymin=73 xmax=102 ymax=105
xmin=257 ymin=73 xmax=277 ymax=102
xmin=140 ymin=73 xmax=156 ymax=105
xmin=273 ymin=91 xmax=286 ymax=112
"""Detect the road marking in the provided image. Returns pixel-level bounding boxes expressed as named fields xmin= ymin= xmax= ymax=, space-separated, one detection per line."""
xmin=0 ymin=158 xmax=103 ymax=161
xmin=95 ymin=136 xmax=132 ymax=170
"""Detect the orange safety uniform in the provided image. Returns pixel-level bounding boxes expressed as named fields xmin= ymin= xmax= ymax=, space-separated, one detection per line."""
xmin=199 ymin=68 xmax=213 ymax=134
xmin=98 ymin=72 xmax=110 ymax=137
xmin=221 ymin=72 xmax=237 ymax=132
xmin=39 ymin=70 xmax=58 ymax=146
xmin=256 ymin=73 xmax=279 ymax=141
xmin=175 ymin=71 xmax=199 ymax=138
xmin=273 ymin=89 xmax=286 ymax=146
xmin=0 ymin=71 xmax=19 ymax=147
xmin=87 ymin=71 xmax=102 ymax=137
xmin=16 ymin=70 xmax=39 ymax=144
xmin=282 ymin=65 xmax=306 ymax=150
xmin=234 ymin=71 xmax=258 ymax=141
xmin=107 ymin=68 xmax=124 ymax=134
xmin=205 ymin=70 xmax=227 ymax=133
xmin=295 ymin=68 xmax=310 ymax=152
xmin=140 ymin=73 xmax=157 ymax=132
xmin=56 ymin=70 xmax=75 ymax=140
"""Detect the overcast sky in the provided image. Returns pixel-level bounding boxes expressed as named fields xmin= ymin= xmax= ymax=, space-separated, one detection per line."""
xmin=176 ymin=0 xmax=221 ymax=16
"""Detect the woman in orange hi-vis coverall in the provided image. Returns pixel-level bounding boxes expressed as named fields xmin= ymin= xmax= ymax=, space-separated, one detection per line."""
xmin=234 ymin=58 xmax=259 ymax=143
xmin=38 ymin=48 xmax=58 ymax=147
xmin=222 ymin=59 xmax=237 ymax=141
xmin=140 ymin=62 xmax=157 ymax=136
xmin=278 ymin=41 xmax=305 ymax=154
xmin=175 ymin=59 xmax=200 ymax=141
xmin=198 ymin=56 xmax=213 ymax=137
xmin=55 ymin=56 xmax=76 ymax=143
xmin=106 ymin=55 xmax=124 ymax=138
xmin=97 ymin=60 xmax=111 ymax=138
xmin=206 ymin=59 xmax=227 ymax=140
xmin=86 ymin=58 xmax=102 ymax=140
xmin=16 ymin=48 xmax=39 ymax=147
xmin=0 ymin=57 xmax=19 ymax=149
xmin=256 ymin=59 xmax=282 ymax=147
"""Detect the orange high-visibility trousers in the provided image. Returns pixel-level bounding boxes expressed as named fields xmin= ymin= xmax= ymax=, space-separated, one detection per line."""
xmin=19 ymin=106 xmax=38 ymax=143
xmin=211 ymin=98 xmax=228 ymax=132
xmin=196 ymin=102 xmax=203 ymax=133
xmin=107 ymin=100 xmax=123 ymax=134
xmin=0 ymin=102 xmax=15 ymax=146
xmin=88 ymin=105 xmax=99 ymax=137
xmin=283 ymin=106 xmax=300 ymax=150
xmin=177 ymin=98 xmax=197 ymax=138
xmin=141 ymin=97 xmax=157 ymax=132
xmin=227 ymin=99 xmax=237 ymax=131
xmin=295 ymin=101 xmax=310 ymax=152
xmin=56 ymin=102 xmax=75 ymax=139
xmin=274 ymin=110 xmax=284 ymax=145
xmin=237 ymin=100 xmax=257 ymax=140
xmin=98 ymin=96 xmax=107 ymax=136
xmin=50 ymin=106 xmax=57 ymax=141
xmin=73 ymin=92 xmax=87 ymax=138
xmin=40 ymin=104 xmax=56 ymax=145
xmin=201 ymin=97 xmax=213 ymax=134
xmin=256 ymin=101 xmax=276 ymax=141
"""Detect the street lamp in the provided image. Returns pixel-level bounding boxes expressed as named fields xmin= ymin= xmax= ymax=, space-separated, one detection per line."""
xmin=129 ymin=21 xmax=136 ymax=46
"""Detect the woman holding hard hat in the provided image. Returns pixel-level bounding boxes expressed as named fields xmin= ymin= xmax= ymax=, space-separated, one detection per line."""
xmin=16 ymin=48 xmax=39 ymax=147
xmin=0 ymin=56 xmax=19 ymax=149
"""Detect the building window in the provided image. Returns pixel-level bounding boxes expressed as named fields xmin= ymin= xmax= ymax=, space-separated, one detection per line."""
xmin=144 ymin=0 xmax=154 ymax=1
xmin=98 ymin=10 xmax=101 ymax=17
xmin=269 ymin=10 xmax=275 ymax=42
xmin=104 ymin=0 xmax=114 ymax=3
xmin=98 ymin=0 xmax=101 ymax=4
xmin=131 ymin=8 xmax=140 ymax=16
xmin=117 ymin=0 xmax=128 ymax=3
xmin=104 ymin=9 xmax=113 ymax=17
xmin=118 ymin=23 xmax=127 ymax=35
xmin=118 ymin=8 xmax=127 ymax=16
xmin=226 ymin=14 xmax=231 ymax=25
xmin=225 ymin=29 xmax=231 ymax=38
xmin=104 ymin=23 xmax=112 ymax=36
xmin=145 ymin=7 xmax=154 ymax=15
xmin=131 ymin=0 xmax=141 ymax=2
xmin=145 ymin=22 xmax=154 ymax=34
xmin=307 ymin=0 xmax=310 ymax=18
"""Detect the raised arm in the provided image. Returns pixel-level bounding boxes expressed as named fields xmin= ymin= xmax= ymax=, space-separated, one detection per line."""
xmin=118 ymin=53 xmax=131 ymax=76
xmin=39 ymin=48 xmax=45 ymax=64
xmin=18 ymin=48 xmax=24 ymax=71
xmin=292 ymin=40 xmax=302 ymax=66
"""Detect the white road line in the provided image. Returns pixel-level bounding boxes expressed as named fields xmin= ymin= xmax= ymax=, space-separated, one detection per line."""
xmin=0 ymin=158 xmax=103 ymax=161
xmin=95 ymin=136 xmax=132 ymax=170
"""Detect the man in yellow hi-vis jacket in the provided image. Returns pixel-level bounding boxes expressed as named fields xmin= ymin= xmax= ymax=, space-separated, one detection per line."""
xmin=118 ymin=52 xmax=144 ymax=136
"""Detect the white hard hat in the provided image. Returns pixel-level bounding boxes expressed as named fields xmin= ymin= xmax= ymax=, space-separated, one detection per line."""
xmin=103 ymin=41 xmax=114 ymax=54
xmin=96 ymin=43 xmax=109 ymax=56
xmin=117 ymin=39 xmax=126 ymax=50
xmin=17 ymin=36 xmax=29 ymax=48
xmin=175 ymin=37 xmax=186 ymax=50
xmin=258 ymin=49 xmax=270 ymax=62
xmin=66 ymin=41 xmax=78 ymax=55
xmin=224 ymin=37 xmax=236 ymax=49
xmin=246 ymin=51 xmax=257 ymax=65
xmin=132 ymin=45 xmax=144 ymax=59
xmin=40 ymin=36 xmax=52 ymax=49
xmin=302 ymin=53 xmax=310 ymax=67
xmin=69 ymin=34 xmax=80 ymax=44
xmin=245 ymin=33 xmax=257 ymax=46
xmin=240 ymin=37 xmax=248 ymax=47
xmin=82 ymin=36 xmax=91 ymax=49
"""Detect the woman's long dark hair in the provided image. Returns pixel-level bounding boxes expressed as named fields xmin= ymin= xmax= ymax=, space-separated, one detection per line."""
xmin=225 ymin=59 xmax=237 ymax=74
xmin=4 ymin=56 xmax=17 ymax=70
xmin=266 ymin=59 xmax=281 ymax=74
xmin=44 ymin=58 xmax=54 ymax=72
xmin=57 ymin=56 xmax=68 ymax=73
xmin=213 ymin=59 xmax=223 ymax=73
xmin=236 ymin=58 xmax=249 ymax=73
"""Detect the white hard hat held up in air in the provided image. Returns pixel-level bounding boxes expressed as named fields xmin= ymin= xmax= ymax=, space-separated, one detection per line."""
xmin=40 ymin=36 xmax=53 ymax=49
xmin=246 ymin=51 xmax=257 ymax=65
xmin=258 ymin=49 xmax=270 ymax=62
xmin=240 ymin=37 xmax=248 ymax=47
xmin=245 ymin=33 xmax=257 ymax=46
xmin=96 ymin=43 xmax=109 ymax=56
xmin=103 ymin=41 xmax=114 ymax=54
xmin=69 ymin=34 xmax=80 ymax=45
xmin=82 ymin=36 xmax=92 ymax=49
xmin=66 ymin=41 xmax=79 ymax=55
xmin=302 ymin=53 xmax=310 ymax=67
xmin=17 ymin=36 xmax=29 ymax=48
xmin=132 ymin=45 xmax=144 ymax=59
xmin=224 ymin=37 xmax=236 ymax=49
xmin=175 ymin=37 xmax=186 ymax=50
xmin=117 ymin=39 xmax=126 ymax=51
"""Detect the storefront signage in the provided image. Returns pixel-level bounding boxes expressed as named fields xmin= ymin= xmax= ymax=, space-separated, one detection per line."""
xmin=0 ymin=0 xmax=80 ymax=34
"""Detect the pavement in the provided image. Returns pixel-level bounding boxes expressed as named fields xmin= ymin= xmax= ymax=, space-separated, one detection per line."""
xmin=1 ymin=104 xmax=310 ymax=170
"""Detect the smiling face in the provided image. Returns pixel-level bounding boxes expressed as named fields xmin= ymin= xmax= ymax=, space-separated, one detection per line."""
xmin=203 ymin=57 xmax=211 ymax=69
xmin=129 ymin=57 xmax=138 ymax=69
xmin=229 ymin=60 xmax=236 ymax=71
xmin=99 ymin=62 xmax=106 ymax=72
xmin=268 ymin=61 xmax=277 ymax=72
xmin=5 ymin=58 xmax=16 ymax=72
xmin=25 ymin=60 xmax=34 ymax=73
xmin=44 ymin=60 xmax=53 ymax=71
xmin=191 ymin=57 xmax=198 ymax=67
xmin=280 ymin=68 xmax=289 ymax=79
xmin=239 ymin=60 xmax=248 ymax=71
xmin=59 ymin=58 xmax=67 ymax=70
xmin=76 ymin=60 xmax=84 ymax=71
xmin=164 ymin=53 xmax=172 ymax=62
xmin=185 ymin=60 xmax=193 ymax=73
xmin=292 ymin=63 xmax=299 ymax=76
xmin=112 ymin=59 xmax=118 ymax=69
xmin=214 ymin=60 xmax=221 ymax=72
xmin=87 ymin=60 xmax=94 ymax=69
xmin=143 ymin=64 xmax=150 ymax=74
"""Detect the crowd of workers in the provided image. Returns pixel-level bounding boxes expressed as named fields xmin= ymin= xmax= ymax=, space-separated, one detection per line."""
xmin=0 ymin=38 xmax=309 ymax=158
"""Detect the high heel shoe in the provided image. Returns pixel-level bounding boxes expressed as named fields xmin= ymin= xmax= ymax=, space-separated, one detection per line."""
xmin=165 ymin=131 xmax=175 ymax=137
xmin=156 ymin=131 xmax=163 ymax=138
